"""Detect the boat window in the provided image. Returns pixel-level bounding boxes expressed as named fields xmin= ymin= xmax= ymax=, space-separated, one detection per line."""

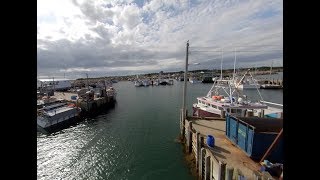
xmin=218 ymin=107 xmax=223 ymax=110
xmin=237 ymin=109 xmax=242 ymax=114
xmin=231 ymin=109 xmax=236 ymax=113
xmin=212 ymin=105 xmax=217 ymax=109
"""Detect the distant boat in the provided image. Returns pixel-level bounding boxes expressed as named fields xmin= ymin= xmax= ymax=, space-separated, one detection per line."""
xmin=159 ymin=79 xmax=168 ymax=85
xmin=231 ymin=70 xmax=261 ymax=90
xmin=178 ymin=76 xmax=184 ymax=81
xmin=134 ymin=80 xmax=143 ymax=87
xmin=259 ymin=60 xmax=282 ymax=89
xmin=260 ymin=84 xmax=282 ymax=89
xmin=142 ymin=79 xmax=150 ymax=86
xmin=202 ymin=76 xmax=214 ymax=83
xmin=134 ymin=75 xmax=143 ymax=87
xmin=189 ymin=77 xmax=201 ymax=84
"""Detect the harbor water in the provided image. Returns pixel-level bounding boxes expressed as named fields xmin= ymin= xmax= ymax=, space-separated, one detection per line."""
xmin=37 ymin=80 xmax=282 ymax=180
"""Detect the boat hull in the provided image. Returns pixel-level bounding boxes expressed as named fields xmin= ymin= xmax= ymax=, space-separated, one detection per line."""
xmin=37 ymin=115 xmax=81 ymax=133
xmin=192 ymin=106 xmax=221 ymax=118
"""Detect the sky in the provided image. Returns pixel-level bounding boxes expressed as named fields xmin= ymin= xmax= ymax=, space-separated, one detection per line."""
xmin=37 ymin=0 xmax=283 ymax=79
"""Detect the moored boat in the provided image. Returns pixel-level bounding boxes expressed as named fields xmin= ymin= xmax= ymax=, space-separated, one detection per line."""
xmin=37 ymin=101 xmax=81 ymax=131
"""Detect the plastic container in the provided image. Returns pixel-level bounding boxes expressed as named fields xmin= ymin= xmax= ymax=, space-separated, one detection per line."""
xmin=207 ymin=135 xmax=215 ymax=148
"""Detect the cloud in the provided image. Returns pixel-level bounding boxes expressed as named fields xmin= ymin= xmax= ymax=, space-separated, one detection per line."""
xmin=37 ymin=0 xmax=283 ymax=79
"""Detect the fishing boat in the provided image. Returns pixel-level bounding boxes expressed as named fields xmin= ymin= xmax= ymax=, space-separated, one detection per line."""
xmin=192 ymin=66 xmax=285 ymax=118
xmin=142 ymin=79 xmax=150 ymax=86
xmin=134 ymin=80 xmax=143 ymax=87
xmin=192 ymin=78 xmax=268 ymax=118
xmin=189 ymin=76 xmax=201 ymax=84
xmin=37 ymin=101 xmax=81 ymax=131
xmin=231 ymin=70 xmax=261 ymax=90
xmin=260 ymin=61 xmax=283 ymax=89
xmin=260 ymin=84 xmax=282 ymax=89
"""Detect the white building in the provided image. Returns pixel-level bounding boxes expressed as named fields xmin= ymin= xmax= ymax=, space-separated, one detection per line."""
xmin=38 ymin=78 xmax=71 ymax=91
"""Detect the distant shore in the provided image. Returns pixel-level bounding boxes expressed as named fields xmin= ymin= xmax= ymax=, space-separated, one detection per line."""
xmin=72 ymin=66 xmax=283 ymax=86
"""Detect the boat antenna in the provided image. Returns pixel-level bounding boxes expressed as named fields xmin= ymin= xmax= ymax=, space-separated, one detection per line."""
xmin=248 ymin=71 xmax=264 ymax=101
xmin=220 ymin=48 xmax=223 ymax=80
xmin=232 ymin=47 xmax=237 ymax=83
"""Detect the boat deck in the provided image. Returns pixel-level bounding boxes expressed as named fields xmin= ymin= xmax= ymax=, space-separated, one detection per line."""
xmin=46 ymin=106 xmax=75 ymax=116
xmin=52 ymin=92 xmax=78 ymax=102
xmin=190 ymin=118 xmax=261 ymax=178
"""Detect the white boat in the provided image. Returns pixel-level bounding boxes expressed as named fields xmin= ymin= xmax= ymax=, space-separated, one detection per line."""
xmin=167 ymin=79 xmax=174 ymax=85
xmin=37 ymin=101 xmax=81 ymax=130
xmin=260 ymin=84 xmax=282 ymax=89
xmin=231 ymin=70 xmax=261 ymax=90
xmin=134 ymin=80 xmax=143 ymax=87
xmin=142 ymin=79 xmax=150 ymax=86
xmin=192 ymin=78 xmax=268 ymax=118
xmin=189 ymin=77 xmax=201 ymax=84
xmin=192 ymin=67 xmax=283 ymax=118
xmin=260 ymin=60 xmax=282 ymax=89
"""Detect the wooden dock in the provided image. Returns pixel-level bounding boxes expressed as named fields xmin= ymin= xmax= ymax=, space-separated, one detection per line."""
xmin=52 ymin=91 xmax=116 ymax=115
xmin=180 ymin=110 xmax=277 ymax=180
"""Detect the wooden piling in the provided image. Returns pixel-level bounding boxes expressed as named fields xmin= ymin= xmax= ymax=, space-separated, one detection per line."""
xmin=226 ymin=167 xmax=234 ymax=180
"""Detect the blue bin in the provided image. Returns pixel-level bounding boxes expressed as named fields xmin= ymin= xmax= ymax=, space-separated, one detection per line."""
xmin=207 ymin=135 xmax=215 ymax=148
xmin=225 ymin=115 xmax=283 ymax=163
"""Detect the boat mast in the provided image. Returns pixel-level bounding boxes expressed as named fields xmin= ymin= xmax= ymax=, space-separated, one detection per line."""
xmin=220 ymin=49 xmax=223 ymax=80
xmin=230 ymin=47 xmax=237 ymax=104
xmin=232 ymin=47 xmax=237 ymax=82
xmin=254 ymin=64 xmax=257 ymax=75
xmin=269 ymin=60 xmax=273 ymax=80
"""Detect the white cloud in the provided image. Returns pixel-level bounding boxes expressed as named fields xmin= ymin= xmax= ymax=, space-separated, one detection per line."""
xmin=37 ymin=0 xmax=283 ymax=78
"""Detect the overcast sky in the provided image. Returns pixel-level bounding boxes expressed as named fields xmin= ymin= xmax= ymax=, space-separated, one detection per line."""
xmin=37 ymin=0 xmax=283 ymax=79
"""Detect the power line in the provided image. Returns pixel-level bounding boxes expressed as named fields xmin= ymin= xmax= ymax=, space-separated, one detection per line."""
xmin=190 ymin=50 xmax=283 ymax=53
xmin=190 ymin=45 xmax=282 ymax=49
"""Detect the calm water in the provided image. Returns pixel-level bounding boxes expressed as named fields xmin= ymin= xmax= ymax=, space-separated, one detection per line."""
xmin=37 ymin=80 xmax=282 ymax=180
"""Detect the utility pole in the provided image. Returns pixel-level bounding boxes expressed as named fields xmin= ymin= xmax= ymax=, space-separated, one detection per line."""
xmin=182 ymin=40 xmax=189 ymax=117
xmin=86 ymin=73 xmax=89 ymax=90
xmin=53 ymin=77 xmax=55 ymax=92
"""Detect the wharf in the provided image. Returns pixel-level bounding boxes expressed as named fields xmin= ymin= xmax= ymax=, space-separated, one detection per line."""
xmin=52 ymin=91 xmax=116 ymax=115
xmin=190 ymin=118 xmax=261 ymax=178
xmin=180 ymin=113 xmax=278 ymax=180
